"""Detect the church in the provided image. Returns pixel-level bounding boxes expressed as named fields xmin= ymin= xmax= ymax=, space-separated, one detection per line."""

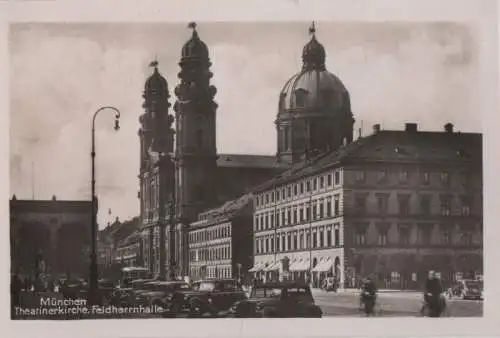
xmin=137 ymin=22 xmax=356 ymax=279
xmin=137 ymin=22 xmax=482 ymax=286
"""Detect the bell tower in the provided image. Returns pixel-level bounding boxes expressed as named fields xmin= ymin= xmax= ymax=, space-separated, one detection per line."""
xmin=174 ymin=22 xmax=218 ymax=276
xmin=138 ymin=60 xmax=175 ymax=278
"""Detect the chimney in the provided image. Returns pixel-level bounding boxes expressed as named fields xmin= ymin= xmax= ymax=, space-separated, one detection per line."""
xmin=405 ymin=123 xmax=418 ymax=132
xmin=373 ymin=124 xmax=381 ymax=134
xmin=444 ymin=123 xmax=454 ymax=133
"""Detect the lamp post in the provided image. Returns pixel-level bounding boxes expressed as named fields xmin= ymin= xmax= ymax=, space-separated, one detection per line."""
xmin=89 ymin=106 xmax=120 ymax=305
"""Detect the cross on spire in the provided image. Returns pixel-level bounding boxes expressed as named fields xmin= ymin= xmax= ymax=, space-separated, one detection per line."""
xmin=188 ymin=21 xmax=197 ymax=31
xmin=308 ymin=21 xmax=316 ymax=35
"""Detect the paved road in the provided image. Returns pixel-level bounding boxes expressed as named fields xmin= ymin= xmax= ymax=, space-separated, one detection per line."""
xmin=313 ymin=290 xmax=483 ymax=317
xmin=13 ymin=290 xmax=483 ymax=319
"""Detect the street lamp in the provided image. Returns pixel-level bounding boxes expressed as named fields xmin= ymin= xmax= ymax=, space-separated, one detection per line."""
xmin=89 ymin=106 xmax=120 ymax=305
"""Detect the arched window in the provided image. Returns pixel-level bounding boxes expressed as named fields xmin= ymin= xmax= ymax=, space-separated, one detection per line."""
xmin=295 ymin=89 xmax=308 ymax=108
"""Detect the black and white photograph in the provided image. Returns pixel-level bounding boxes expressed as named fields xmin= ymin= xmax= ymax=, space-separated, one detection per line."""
xmin=3 ymin=0 xmax=499 ymax=337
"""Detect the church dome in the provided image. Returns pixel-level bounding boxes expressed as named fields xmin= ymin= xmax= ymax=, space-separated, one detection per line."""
xmin=144 ymin=61 xmax=168 ymax=94
xmin=181 ymin=22 xmax=209 ymax=60
xmin=279 ymin=22 xmax=350 ymax=113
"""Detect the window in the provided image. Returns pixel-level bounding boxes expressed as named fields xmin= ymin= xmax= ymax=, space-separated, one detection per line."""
xmin=440 ymin=195 xmax=452 ymax=216
xmin=377 ymin=171 xmax=387 ymax=183
xmin=306 ymin=180 xmax=311 ymax=192
xmin=271 ymin=192 xmax=275 ymax=203
xmin=355 ymin=194 xmax=367 ymax=214
xmin=276 ymin=236 xmax=281 ymax=252
xmin=460 ymin=232 xmax=472 ymax=245
xmin=294 ymin=184 xmax=298 ymax=196
xmin=265 ymin=214 xmax=269 ymax=229
xmin=299 ymin=208 xmax=304 ymax=222
xmin=281 ymin=210 xmax=285 ymax=226
xmin=420 ymin=195 xmax=431 ymax=215
xmin=281 ymin=189 xmax=285 ymax=200
xmin=326 ymin=228 xmax=332 ymax=247
xmin=287 ymin=233 xmax=292 ymax=251
xmin=306 ymin=233 xmax=311 ymax=249
xmin=312 ymin=202 xmax=318 ymax=219
xmin=326 ymin=199 xmax=332 ymax=217
xmin=422 ymin=172 xmax=430 ymax=185
xmin=276 ymin=191 xmax=280 ymax=202
xmin=312 ymin=231 xmax=317 ymax=248
xmin=319 ymin=228 xmax=324 ymax=247
xmin=441 ymin=172 xmax=450 ymax=185
xmin=295 ymin=89 xmax=308 ymax=107
xmin=298 ymin=233 xmax=303 ymax=250
xmin=293 ymin=209 xmax=298 ymax=224
xmin=292 ymin=232 xmax=298 ymax=250
xmin=334 ymin=228 xmax=340 ymax=247
xmin=399 ymin=171 xmax=409 ymax=184
xmin=270 ymin=214 xmax=275 ymax=228
xmin=319 ymin=202 xmax=324 ymax=218
xmin=287 ymin=209 xmax=292 ymax=225
xmin=419 ymin=226 xmax=432 ymax=245
xmin=334 ymin=195 xmax=340 ymax=216
xmin=377 ymin=231 xmax=388 ymax=245
xmin=327 ymin=174 xmax=332 ymax=187
xmin=196 ymin=129 xmax=203 ymax=148
xmin=355 ymin=229 xmax=366 ymax=245
xmin=461 ymin=196 xmax=471 ymax=216
xmin=320 ymin=176 xmax=325 ymax=188
xmin=334 ymin=171 xmax=341 ymax=185
xmin=399 ymin=226 xmax=410 ymax=245
xmin=377 ymin=194 xmax=389 ymax=214
xmin=355 ymin=171 xmax=365 ymax=183
xmin=313 ymin=178 xmax=318 ymax=191
xmin=265 ymin=194 xmax=269 ymax=204
xmin=300 ymin=182 xmax=304 ymax=194
xmin=398 ymin=195 xmax=410 ymax=216
xmin=306 ymin=205 xmax=311 ymax=220
xmin=287 ymin=186 xmax=292 ymax=198
xmin=442 ymin=230 xmax=451 ymax=245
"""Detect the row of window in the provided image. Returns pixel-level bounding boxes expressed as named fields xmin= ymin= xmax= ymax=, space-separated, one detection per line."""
xmin=255 ymin=225 xmax=341 ymax=255
xmin=254 ymin=195 xmax=341 ymax=232
xmin=190 ymin=266 xmax=232 ymax=280
xmin=354 ymin=170 xmax=451 ymax=186
xmin=354 ymin=193 xmax=473 ymax=216
xmin=189 ymin=224 xmax=232 ymax=243
xmin=354 ymin=226 xmax=475 ymax=246
xmin=256 ymin=170 xmax=342 ymax=209
xmin=189 ymin=245 xmax=232 ymax=262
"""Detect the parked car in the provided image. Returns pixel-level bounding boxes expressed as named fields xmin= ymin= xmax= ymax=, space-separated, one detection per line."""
xmin=135 ymin=281 xmax=191 ymax=307
xmin=98 ymin=279 xmax=117 ymax=304
xmin=163 ymin=279 xmax=246 ymax=317
xmin=228 ymin=282 xmax=322 ymax=318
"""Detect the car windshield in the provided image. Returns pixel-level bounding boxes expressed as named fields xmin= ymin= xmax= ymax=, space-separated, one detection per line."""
xmin=196 ymin=282 xmax=216 ymax=291
xmin=285 ymin=288 xmax=311 ymax=298
xmin=252 ymin=288 xmax=282 ymax=298
xmin=155 ymin=283 xmax=190 ymax=292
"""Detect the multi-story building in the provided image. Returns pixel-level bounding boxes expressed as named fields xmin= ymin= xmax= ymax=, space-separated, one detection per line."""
xmin=188 ymin=194 xmax=254 ymax=281
xmin=115 ymin=230 xmax=142 ymax=268
xmin=10 ymin=195 xmax=92 ymax=279
xmin=252 ymin=123 xmax=483 ymax=289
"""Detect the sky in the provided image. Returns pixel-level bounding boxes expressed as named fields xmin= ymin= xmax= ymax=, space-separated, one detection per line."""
xmin=9 ymin=21 xmax=480 ymax=228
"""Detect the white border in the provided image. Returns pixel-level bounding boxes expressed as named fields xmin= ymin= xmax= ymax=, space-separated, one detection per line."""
xmin=1 ymin=0 xmax=498 ymax=337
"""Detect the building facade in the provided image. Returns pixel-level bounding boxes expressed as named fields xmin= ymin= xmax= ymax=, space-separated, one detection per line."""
xmin=138 ymin=24 xmax=288 ymax=280
xmin=115 ymin=230 xmax=142 ymax=268
xmin=252 ymin=123 xmax=483 ymax=289
xmin=10 ymin=195 xmax=92 ymax=279
xmin=188 ymin=194 xmax=254 ymax=281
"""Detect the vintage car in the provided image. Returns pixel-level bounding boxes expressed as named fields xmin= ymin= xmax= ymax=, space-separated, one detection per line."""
xmin=228 ymin=282 xmax=322 ymax=318
xmin=135 ymin=281 xmax=191 ymax=307
xmin=163 ymin=279 xmax=247 ymax=317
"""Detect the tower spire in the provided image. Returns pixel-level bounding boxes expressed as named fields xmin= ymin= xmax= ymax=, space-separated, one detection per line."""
xmin=188 ymin=21 xmax=198 ymax=38
xmin=309 ymin=21 xmax=316 ymax=36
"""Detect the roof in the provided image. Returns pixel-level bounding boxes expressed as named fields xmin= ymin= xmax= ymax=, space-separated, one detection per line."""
xmin=196 ymin=193 xmax=254 ymax=223
xmin=217 ymin=153 xmax=289 ymax=170
xmin=117 ymin=230 xmax=141 ymax=248
xmin=252 ymin=128 xmax=482 ymax=193
xmin=10 ymin=198 xmax=92 ymax=214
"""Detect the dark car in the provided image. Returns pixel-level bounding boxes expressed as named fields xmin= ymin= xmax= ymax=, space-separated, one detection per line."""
xmin=135 ymin=281 xmax=191 ymax=307
xmin=98 ymin=279 xmax=117 ymax=304
xmin=228 ymin=282 xmax=322 ymax=318
xmin=164 ymin=279 xmax=247 ymax=317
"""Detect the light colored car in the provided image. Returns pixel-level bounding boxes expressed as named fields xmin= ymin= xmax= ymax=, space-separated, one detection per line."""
xmin=457 ymin=279 xmax=483 ymax=300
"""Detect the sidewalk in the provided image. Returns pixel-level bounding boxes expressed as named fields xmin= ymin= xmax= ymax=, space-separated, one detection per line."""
xmin=312 ymin=288 xmax=419 ymax=294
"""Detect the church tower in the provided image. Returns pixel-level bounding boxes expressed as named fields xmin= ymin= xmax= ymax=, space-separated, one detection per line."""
xmin=138 ymin=60 xmax=175 ymax=277
xmin=173 ymin=23 xmax=218 ymax=275
xmin=276 ymin=22 xmax=355 ymax=163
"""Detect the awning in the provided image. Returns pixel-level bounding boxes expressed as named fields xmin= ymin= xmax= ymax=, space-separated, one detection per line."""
xmin=290 ymin=259 xmax=311 ymax=272
xmin=249 ymin=262 xmax=267 ymax=273
xmin=262 ymin=261 xmax=279 ymax=272
xmin=313 ymin=259 xmax=333 ymax=272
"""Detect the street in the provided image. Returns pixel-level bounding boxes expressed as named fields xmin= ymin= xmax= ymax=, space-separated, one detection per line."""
xmin=313 ymin=289 xmax=483 ymax=317
xmin=13 ymin=289 xmax=483 ymax=319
